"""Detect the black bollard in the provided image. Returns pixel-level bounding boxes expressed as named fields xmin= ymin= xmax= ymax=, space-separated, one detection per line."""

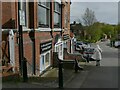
xmin=22 ymin=58 xmax=28 ymax=82
xmin=58 ymin=60 xmax=63 ymax=88
xmin=75 ymin=59 xmax=78 ymax=73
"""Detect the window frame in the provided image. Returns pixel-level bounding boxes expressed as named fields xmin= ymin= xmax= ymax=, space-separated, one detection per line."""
xmin=54 ymin=1 xmax=61 ymax=29
xmin=21 ymin=1 xmax=29 ymax=31
xmin=40 ymin=50 xmax=51 ymax=71
xmin=54 ymin=39 xmax=63 ymax=60
xmin=38 ymin=1 xmax=51 ymax=29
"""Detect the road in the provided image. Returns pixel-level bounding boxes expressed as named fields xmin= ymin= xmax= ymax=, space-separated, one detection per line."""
xmin=65 ymin=40 xmax=118 ymax=88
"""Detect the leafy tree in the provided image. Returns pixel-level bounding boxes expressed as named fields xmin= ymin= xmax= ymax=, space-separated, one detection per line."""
xmin=101 ymin=24 xmax=114 ymax=39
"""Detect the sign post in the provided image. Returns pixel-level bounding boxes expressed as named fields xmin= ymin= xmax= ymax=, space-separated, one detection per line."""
xmin=18 ymin=1 xmax=28 ymax=82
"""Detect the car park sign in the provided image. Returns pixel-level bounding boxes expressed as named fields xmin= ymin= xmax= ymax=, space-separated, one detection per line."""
xmin=19 ymin=10 xmax=25 ymax=26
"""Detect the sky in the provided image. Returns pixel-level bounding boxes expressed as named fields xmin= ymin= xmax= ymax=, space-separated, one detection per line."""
xmin=70 ymin=1 xmax=119 ymax=25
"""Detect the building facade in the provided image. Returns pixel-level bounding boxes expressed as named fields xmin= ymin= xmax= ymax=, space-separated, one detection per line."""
xmin=1 ymin=0 xmax=71 ymax=76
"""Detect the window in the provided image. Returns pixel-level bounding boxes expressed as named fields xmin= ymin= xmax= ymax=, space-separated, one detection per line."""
xmin=54 ymin=2 xmax=61 ymax=28
xmin=40 ymin=51 xmax=51 ymax=73
xmin=45 ymin=52 xmax=50 ymax=67
xmin=42 ymin=56 xmax=44 ymax=65
xmin=38 ymin=0 xmax=50 ymax=28
xmin=22 ymin=1 xmax=28 ymax=27
xmin=63 ymin=41 xmax=67 ymax=48
xmin=55 ymin=42 xmax=63 ymax=60
xmin=60 ymin=44 xmax=63 ymax=56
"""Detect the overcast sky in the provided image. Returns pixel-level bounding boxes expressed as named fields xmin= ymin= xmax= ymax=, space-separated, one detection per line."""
xmin=70 ymin=1 xmax=118 ymax=25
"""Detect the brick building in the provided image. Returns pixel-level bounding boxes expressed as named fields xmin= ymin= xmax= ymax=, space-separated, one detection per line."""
xmin=1 ymin=0 xmax=71 ymax=76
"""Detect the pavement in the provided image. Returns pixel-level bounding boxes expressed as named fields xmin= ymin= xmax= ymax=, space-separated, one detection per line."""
xmin=2 ymin=61 xmax=95 ymax=88
xmin=2 ymin=39 xmax=118 ymax=89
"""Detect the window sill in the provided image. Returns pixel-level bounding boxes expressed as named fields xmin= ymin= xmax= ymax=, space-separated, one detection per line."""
xmin=36 ymin=28 xmax=51 ymax=32
xmin=52 ymin=28 xmax=62 ymax=31
xmin=23 ymin=27 xmax=31 ymax=31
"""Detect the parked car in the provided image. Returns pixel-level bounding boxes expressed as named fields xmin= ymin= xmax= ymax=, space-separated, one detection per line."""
xmin=114 ymin=41 xmax=120 ymax=48
xmin=75 ymin=41 xmax=87 ymax=51
xmin=83 ymin=47 xmax=95 ymax=58
xmin=83 ymin=42 xmax=91 ymax=47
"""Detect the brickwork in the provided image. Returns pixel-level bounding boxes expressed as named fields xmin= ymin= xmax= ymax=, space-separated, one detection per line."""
xmin=2 ymin=1 xmax=71 ymax=75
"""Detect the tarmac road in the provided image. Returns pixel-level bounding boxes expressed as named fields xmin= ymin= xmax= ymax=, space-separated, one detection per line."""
xmin=65 ymin=40 xmax=119 ymax=88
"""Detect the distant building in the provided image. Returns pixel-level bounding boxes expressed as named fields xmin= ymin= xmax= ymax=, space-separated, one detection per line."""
xmin=70 ymin=21 xmax=84 ymax=40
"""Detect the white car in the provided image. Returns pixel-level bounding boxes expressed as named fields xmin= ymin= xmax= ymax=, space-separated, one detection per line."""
xmin=114 ymin=41 xmax=120 ymax=48
xmin=83 ymin=47 xmax=95 ymax=58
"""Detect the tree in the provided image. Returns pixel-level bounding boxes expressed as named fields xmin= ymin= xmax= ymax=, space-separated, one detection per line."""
xmin=101 ymin=24 xmax=114 ymax=39
xmin=81 ymin=8 xmax=97 ymax=42
xmin=82 ymin=8 xmax=97 ymax=26
xmin=70 ymin=21 xmax=84 ymax=40
xmin=90 ymin=22 xmax=103 ymax=42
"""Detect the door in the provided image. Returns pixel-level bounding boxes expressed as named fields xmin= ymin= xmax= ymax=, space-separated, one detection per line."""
xmin=9 ymin=30 xmax=15 ymax=71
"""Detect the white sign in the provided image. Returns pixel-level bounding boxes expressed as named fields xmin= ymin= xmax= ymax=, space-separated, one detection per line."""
xmin=19 ymin=10 xmax=25 ymax=25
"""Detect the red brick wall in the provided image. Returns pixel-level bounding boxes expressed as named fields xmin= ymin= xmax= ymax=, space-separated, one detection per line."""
xmin=35 ymin=31 xmax=52 ymax=75
xmin=2 ymin=34 xmax=9 ymax=63
xmin=14 ymin=31 xmax=53 ymax=75
xmin=14 ymin=32 xmax=33 ymax=73
xmin=1 ymin=1 xmax=71 ymax=75
xmin=2 ymin=2 xmax=16 ymax=29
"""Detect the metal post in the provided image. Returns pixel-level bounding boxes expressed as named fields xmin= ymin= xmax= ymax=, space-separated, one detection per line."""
xmin=18 ymin=1 xmax=22 ymax=75
xmin=18 ymin=1 xmax=28 ymax=82
xmin=23 ymin=57 xmax=28 ymax=82
xmin=75 ymin=59 xmax=78 ymax=73
xmin=58 ymin=60 xmax=63 ymax=88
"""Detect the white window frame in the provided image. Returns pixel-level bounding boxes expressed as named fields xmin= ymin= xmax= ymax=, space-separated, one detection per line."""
xmin=40 ymin=50 xmax=51 ymax=73
xmin=37 ymin=28 xmax=51 ymax=32
xmin=54 ymin=39 xmax=63 ymax=60
xmin=52 ymin=28 xmax=62 ymax=31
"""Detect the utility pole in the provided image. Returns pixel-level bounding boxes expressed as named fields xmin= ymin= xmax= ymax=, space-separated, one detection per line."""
xmin=18 ymin=0 xmax=28 ymax=82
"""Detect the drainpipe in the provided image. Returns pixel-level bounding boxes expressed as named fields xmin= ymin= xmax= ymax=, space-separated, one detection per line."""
xmin=32 ymin=31 xmax=35 ymax=75
xmin=29 ymin=30 xmax=35 ymax=75
xmin=29 ymin=2 xmax=36 ymax=75
xmin=61 ymin=1 xmax=63 ymax=36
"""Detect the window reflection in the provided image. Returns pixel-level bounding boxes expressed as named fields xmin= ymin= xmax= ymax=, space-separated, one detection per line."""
xmin=54 ymin=2 xmax=61 ymax=28
xmin=38 ymin=1 xmax=50 ymax=28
